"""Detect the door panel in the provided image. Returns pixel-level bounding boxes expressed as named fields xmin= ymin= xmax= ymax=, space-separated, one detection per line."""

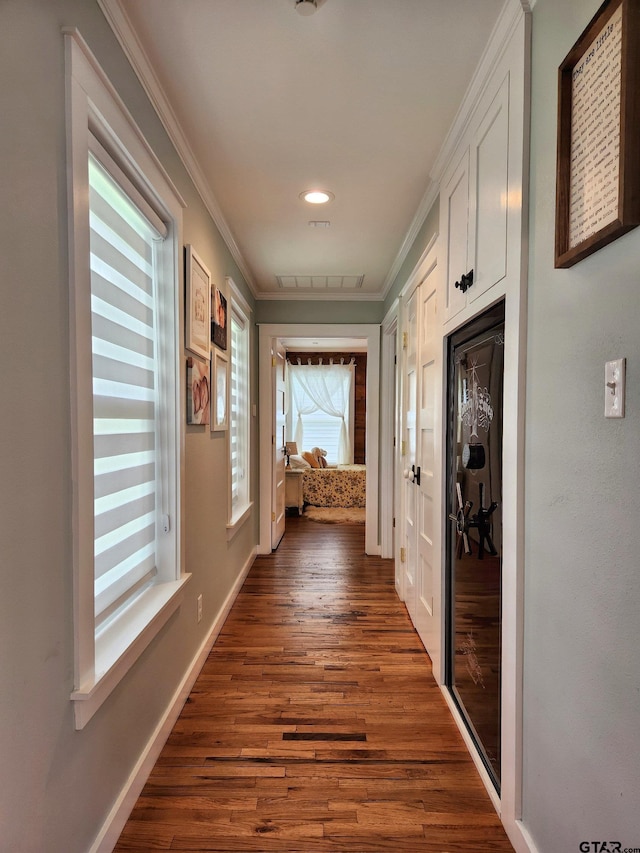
xmin=469 ymin=74 xmax=509 ymax=302
xmin=443 ymin=151 xmax=470 ymax=322
xmin=402 ymin=290 xmax=418 ymax=619
xmin=272 ymin=343 xmax=286 ymax=549
xmin=446 ymin=302 xmax=505 ymax=791
xmin=413 ymin=276 xmax=441 ymax=670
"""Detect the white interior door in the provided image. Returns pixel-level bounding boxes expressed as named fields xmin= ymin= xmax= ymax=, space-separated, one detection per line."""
xmin=413 ymin=267 xmax=443 ymax=680
xmin=271 ymin=342 xmax=286 ymax=549
xmin=402 ymin=290 xmax=418 ymax=620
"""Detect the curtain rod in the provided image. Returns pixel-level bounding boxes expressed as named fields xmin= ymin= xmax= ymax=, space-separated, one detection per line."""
xmin=287 ymin=357 xmax=356 ymax=365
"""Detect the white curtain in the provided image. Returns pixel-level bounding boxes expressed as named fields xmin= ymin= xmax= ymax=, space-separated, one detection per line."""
xmin=289 ymin=362 xmax=353 ymax=464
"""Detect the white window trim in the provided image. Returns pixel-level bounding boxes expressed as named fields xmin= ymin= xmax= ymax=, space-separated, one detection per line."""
xmin=65 ymin=29 xmax=188 ymax=729
xmin=226 ymin=276 xmax=253 ymax=537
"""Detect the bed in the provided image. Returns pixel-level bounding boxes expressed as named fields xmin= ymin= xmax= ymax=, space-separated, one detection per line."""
xmin=302 ymin=464 xmax=366 ymax=508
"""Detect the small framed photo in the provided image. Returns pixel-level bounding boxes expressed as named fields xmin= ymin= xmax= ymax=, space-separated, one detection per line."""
xmin=212 ymin=286 xmax=228 ymax=350
xmin=186 ymin=356 xmax=210 ymax=425
xmin=212 ymin=350 xmax=228 ymax=432
xmin=185 ymin=245 xmax=211 ymax=359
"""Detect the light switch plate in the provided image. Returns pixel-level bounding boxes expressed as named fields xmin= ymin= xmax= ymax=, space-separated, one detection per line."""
xmin=605 ymin=358 xmax=626 ymax=418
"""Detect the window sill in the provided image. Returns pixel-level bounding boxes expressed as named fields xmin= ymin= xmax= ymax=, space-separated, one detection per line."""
xmin=71 ymin=574 xmax=191 ymax=729
xmin=227 ymin=502 xmax=253 ymax=541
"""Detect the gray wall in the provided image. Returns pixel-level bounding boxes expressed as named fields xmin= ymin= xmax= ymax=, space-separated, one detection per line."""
xmin=522 ymin=0 xmax=640 ymax=849
xmin=0 ymin=2 xmax=257 ymax=851
xmin=255 ymin=297 xmax=384 ymax=325
xmin=383 ymin=198 xmax=440 ymax=315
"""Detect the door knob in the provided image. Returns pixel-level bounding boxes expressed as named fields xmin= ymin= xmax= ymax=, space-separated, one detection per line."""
xmin=454 ymin=269 xmax=474 ymax=293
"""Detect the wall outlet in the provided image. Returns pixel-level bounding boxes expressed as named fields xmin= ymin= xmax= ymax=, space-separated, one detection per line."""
xmin=197 ymin=594 xmax=203 ymax=623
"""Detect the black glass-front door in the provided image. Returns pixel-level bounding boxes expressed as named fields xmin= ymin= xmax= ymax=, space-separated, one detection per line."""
xmin=446 ymin=302 xmax=505 ymax=791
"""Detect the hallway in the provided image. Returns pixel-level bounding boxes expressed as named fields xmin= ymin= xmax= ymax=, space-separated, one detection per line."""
xmin=115 ymin=516 xmax=513 ymax=852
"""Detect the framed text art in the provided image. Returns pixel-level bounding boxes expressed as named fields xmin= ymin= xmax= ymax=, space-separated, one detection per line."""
xmin=185 ymin=245 xmax=211 ymax=359
xmin=555 ymin=0 xmax=640 ymax=268
xmin=212 ymin=350 xmax=228 ymax=432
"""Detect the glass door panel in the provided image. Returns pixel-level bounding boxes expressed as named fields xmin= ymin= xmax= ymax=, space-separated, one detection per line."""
xmin=446 ymin=302 xmax=504 ymax=791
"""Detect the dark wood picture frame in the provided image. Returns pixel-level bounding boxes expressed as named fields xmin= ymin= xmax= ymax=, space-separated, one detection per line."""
xmin=211 ymin=286 xmax=227 ymax=350
xmin=555 ymin=0 xmax=640 ymax=268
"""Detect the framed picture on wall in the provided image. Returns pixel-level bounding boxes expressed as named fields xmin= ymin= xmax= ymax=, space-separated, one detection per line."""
xmin=185 ymin=245 xmax=211 ymax=359
xmin=211 ymin=349 xmax=228 ymax=432
xmin=555 ymin=0 xmax=640 ymax=268
xmin=212 ymin=286 xmax=227 ymax=350
xmin=186 ymin=356 xmax=210 ymax=425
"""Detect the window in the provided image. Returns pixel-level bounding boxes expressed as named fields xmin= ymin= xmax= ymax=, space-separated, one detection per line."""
xmin=291 ymin=410 xmax=343 ymax=464
xmin=89 ymin=147 xmax=163 ymax=627
xmin=228 ymin=281 xmax=252 ymax=531
xmin=288 ymin=361 xmax=355 ymax=465
xmin=67 ymin=32 xmax=186 ymax=728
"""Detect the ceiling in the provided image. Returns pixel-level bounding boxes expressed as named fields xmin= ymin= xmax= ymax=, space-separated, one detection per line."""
xmin=101 ymin=0 xmax=505 ymax=301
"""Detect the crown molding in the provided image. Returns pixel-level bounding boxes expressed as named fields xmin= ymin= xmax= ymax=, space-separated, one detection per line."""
xmin=380 ymin=179 xmax=439 ymax=299
xmin=97 ymin=0 xmax=258 ymax=297
xmin=430 ymin=0 xmax=527 ymax=184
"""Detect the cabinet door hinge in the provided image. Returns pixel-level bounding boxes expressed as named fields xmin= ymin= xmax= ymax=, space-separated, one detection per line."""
xmin=392 ymin=517 xmax=396 ymax=529
xmin=400 ymin=546 xmax=406 ymax=563
xmin=272 ymin=356 xmax=276 ymax=367
xmin=402 ymin=332 xmax=408 ymax=349
xmin=272 ymin=511 xmax=276 ymax=522
xmin=401 ymin=440 xmax=407 ymax=456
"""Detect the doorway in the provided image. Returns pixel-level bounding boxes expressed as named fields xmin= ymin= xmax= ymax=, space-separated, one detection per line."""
xmin=258 ymin=324 xmax=381 ymax=556
xmin=445 ymin=301 xmax=505 ymax=791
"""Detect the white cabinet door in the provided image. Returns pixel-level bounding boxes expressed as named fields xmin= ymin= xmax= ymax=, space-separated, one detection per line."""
xmin=468 ymin=73 xmax=510 ymax=305
xmin=441 ymin=73 xmax=511 ymax=323
xmin=442 ymin=149 xmax=470 ymax=323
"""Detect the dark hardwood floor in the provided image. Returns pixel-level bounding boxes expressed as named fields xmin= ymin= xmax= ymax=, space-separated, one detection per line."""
xmin=115 ymin=515 xmax=514 ymax=852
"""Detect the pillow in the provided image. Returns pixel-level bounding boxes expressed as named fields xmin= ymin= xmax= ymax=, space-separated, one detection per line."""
xmin=289 ymin=454 xmax=311 ymax=469
xmin=302 ymin=450 xmax=320 ymax=468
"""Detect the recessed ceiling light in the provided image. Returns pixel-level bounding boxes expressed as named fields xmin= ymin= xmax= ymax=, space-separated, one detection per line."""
xmin=300 ymin=190 xmax=334 ymax=204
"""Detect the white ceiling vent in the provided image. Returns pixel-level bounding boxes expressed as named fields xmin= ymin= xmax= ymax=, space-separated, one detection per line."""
xmin=276 ymin=275 xmax=364 ymax=290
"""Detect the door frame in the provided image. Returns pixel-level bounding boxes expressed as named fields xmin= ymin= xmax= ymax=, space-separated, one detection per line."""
xmin=380 ymin=302 xmax=399 ymax=560
xmin=258 ymin=323 xmax=381 ymax=556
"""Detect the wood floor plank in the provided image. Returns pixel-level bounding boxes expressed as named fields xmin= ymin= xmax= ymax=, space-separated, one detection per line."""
xmin=115 ymin=516 xmax=513 ymax=852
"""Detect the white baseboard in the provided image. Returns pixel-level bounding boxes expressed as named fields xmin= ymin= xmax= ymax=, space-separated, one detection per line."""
xmin=441 ymin=685 xmax=501 ymax=813
xmin=90 ymin=547 xmax=256 ymax=853
xmin=507 ymin=819 xmax=540 ymax=853
xmin=440 ymin=685 xmax=537 ymax=853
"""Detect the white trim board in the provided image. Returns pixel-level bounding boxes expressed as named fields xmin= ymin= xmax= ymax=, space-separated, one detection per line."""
xmin=380 ymin=301 xmax=399 ymax=559
xmin=258 ymin=324 xmax=380 ymax=556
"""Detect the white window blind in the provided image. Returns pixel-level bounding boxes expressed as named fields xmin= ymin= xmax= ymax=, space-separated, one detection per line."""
xmin=294 ymin=411 xmax=343 ymax=464
xmin=230 ymin=311 xmax=249 ymax=513
xmin=89 ymin=150 xmax=164 ymax=627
